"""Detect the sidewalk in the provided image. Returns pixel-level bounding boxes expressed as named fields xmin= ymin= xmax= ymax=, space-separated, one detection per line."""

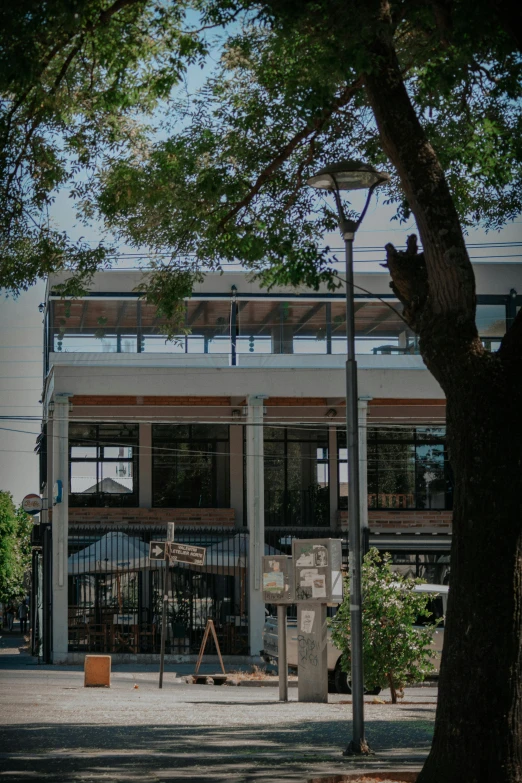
xmin=0 ymin=634 xmax=435 ymax=783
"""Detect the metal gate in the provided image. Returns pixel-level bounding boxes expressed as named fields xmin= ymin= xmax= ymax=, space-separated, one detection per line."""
xmin=68 ymin=526 xmax=248 ymax=655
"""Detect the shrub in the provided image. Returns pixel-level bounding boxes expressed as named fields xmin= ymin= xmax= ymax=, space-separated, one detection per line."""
xmin=330 ymin=548 xmax=440 ymax=703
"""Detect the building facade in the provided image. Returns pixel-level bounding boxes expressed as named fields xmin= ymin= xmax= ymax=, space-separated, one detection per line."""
xmin=32 ymin=264 xmax=522 ymax=663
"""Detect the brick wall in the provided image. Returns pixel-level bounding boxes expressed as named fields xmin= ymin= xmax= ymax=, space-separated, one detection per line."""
xmin=338 ymin=509 xmax=452 ymax=531
xmin=68 ymin=507 xmax=235 ymax=527
xmin=71 ymin=395 xmax=231 ymax=406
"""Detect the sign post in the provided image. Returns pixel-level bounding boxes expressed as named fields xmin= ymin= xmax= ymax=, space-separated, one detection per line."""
xmin=263 ymin=540 xmax=344 ymax=704
xmin=151 ymin=524 xmax=206 ymax=690
xmin=169 ymin=542 xmax=206 ymax=566
xmin=158 ymin=523 xmax=175 ymax=689
xmin=262 ymin=555 xmax=294 ymax=702
xmin=277 ymin=605 xmax=288 ymax=702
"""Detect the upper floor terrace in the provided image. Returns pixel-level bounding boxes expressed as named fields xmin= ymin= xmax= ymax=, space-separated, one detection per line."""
xmin=43 ymin=264 xmax=522 ymax=375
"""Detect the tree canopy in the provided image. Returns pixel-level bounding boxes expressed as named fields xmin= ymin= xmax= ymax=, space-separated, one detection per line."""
xmin=1 ymin=1 xmax=521 ymax=307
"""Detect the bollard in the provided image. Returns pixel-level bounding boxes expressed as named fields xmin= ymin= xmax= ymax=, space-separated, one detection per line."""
xmin=84 ymin=654 xmax=111 ymax=687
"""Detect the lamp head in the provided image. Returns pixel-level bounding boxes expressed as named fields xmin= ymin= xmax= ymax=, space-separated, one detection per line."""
xmin=307 ymin=160 xmax=390 ymax=191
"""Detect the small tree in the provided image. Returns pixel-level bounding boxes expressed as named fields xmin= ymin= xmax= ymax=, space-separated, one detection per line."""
xmin=331 ymin=548 xmax=439 ymax=703
xmin=0 ymin=491 xmax=32 ymax=607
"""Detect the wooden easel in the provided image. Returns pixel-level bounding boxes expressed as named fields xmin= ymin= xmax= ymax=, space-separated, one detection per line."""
xmin=194 ymin=619 xmax=226 ymax=676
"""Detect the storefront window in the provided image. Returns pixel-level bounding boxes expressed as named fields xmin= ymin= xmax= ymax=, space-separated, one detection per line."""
xmin=338 ymin=427 xmax=452 ymax=510
xmin=152 ymin=424 xmax=230 ymax=508
xmin=264 ymin=427 xmax=329 ymax=526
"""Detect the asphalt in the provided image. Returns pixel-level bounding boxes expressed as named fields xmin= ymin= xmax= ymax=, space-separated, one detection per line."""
xmin=0 ymin=629 xmax=435 ymax=783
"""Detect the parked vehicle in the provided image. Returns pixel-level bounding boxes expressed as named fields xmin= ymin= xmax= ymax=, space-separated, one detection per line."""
xmin=262 ymin=583 xmax=448 ymax=693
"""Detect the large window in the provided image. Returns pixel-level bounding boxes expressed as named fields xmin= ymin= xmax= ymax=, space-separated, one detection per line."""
xmin=338 ymin=427 xmax=452 ymax=510
xmin=264 ymin=427 xmax=329 ymax=526
xmin=69 ymin=424 xmax=139 ymax=507
xmin=152 ymin=425 xmax=230 ymax=508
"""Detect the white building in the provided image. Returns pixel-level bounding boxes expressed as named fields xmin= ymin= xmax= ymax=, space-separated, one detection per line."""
xmin=33 ymin=264 xmax=521 ymax=663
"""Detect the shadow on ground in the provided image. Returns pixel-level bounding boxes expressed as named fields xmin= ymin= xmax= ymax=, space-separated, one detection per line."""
xmin=0 ymin=719 xmax=432 ymax=783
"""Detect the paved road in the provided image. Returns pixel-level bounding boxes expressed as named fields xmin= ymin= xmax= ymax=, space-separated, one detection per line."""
xmin=0 ymin=633 xmax=435 ymax=783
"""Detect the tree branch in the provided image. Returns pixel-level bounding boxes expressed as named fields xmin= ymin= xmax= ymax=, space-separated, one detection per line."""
xmin=217 ymin=77 xmax=363 ymax=229
xmin=362 ymin=0 xmax=476 ymax=325
xmin=383 ymin=234 xmax=429 ymax=333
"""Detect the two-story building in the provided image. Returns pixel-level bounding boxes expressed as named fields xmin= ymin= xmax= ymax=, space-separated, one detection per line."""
xmin=32 ymin=263 xmax=522 ymax=663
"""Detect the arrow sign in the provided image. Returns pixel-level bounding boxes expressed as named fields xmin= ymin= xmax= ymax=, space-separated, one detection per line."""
xmin=149 ymin=541 xmax=167 ymax=561
xmin=168 ymin=542 xmax=206 ymax=566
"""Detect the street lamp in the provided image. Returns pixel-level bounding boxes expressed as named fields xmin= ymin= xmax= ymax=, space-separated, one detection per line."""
xmin=307 ymin=159 xmax=389 ymax=755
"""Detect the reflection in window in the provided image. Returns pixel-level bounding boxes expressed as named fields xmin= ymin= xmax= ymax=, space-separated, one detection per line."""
xmin=69 ymin=424 xmax=139 ymax=507
xmin=263 ymin=427 xmax=329 ymax=526
xmin=152 ymin=425 xmax=230 ymax=508
xmin=389 ymin=552 xmax=450 ymax=587
xmin=476 ymin=304 xmax=506 ymax=351
xmin=338 ymin=427 xmax=452 ymax=510
xmin=331 ymin=302 xmax=417 ymax=355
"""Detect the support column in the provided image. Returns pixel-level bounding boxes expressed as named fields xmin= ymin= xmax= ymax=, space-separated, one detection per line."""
xmin=297 ymin=603 xmax=328 ymax=703
xmin=139 ymin=423 xmax=152 ymax=508
xmin=246 ymin=394 xmax=267 ymax=656
xmin=329 ymin=426 xmax=338 ymax=528
xmin=358 ymin=398 xmax=371 ymax=553
xmin=52 ymin=393 xmax=72 ymax=663
xmin=229 ymin=424 xmax=244 ymax=527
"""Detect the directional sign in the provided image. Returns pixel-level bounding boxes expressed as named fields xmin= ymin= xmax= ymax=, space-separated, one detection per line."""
xmin=168 ymin=542 xmax=206 ymax=566
xmin=149 ymin=541 xmax=168 ymax=561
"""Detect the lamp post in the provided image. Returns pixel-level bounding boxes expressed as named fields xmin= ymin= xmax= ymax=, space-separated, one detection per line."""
xmin=307 ymin=160 xmax=389 ymax=755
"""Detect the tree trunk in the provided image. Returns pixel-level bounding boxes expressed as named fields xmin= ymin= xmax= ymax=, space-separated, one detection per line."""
xmin=416 ymin=362 xmax=522 ymax=783
xmin=360 ymin=2 xmax=522 ymax=780
xmin=387 ymin=672 xmax=398 ymax=704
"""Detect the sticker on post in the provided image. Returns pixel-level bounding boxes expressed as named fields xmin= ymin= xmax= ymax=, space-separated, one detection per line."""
xmin=296 ymin=551 xmax=314 ymax=567
xmin=299 ymin=568 xmax=318 ymax=587
xmin=263 ymin=571 xmax=284 ymax=592
xmin=313 ymin=546 xmax=328 ymax=567
xmin=311 ymin=574 xmax=327 ymax=599
xmin=301 ymin=610 xmax=315 ymax=634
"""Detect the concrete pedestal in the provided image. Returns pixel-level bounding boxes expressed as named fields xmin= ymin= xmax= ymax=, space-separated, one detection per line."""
xmin=297 ymin=602 xmax=328 ymax=703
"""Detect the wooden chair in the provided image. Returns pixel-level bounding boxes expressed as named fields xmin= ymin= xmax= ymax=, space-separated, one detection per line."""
xmin=87 ymin=623 xmax=109 ymax=652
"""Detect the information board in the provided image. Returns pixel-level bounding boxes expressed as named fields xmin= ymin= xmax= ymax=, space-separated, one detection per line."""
xmin=291 ymin=539 xmax=343 ymax=604
xmin=262 ymin=555 xmax=294 ymax=604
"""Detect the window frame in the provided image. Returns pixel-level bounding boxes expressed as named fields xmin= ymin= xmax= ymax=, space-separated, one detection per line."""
xmin=69 ymin=423 xmax=139 ymax=507
xmin=337 ymin=426 xmax=453 ymax=511
xmin=262 ymin=426 xmax=330 ymax=527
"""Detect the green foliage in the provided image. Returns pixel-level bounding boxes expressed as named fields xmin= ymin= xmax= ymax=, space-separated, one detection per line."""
xmin=0 ymin=492 xmax=32 ymax=605
xmin=330 ymin=548 xmax=439 ymax=703
xmin=90 ymin=0 xmax=522 ymax=307
xmin=0 ymin=0 xmax=209 ymax=293
xmin=1 ymin=0 xmax=521 ymax=311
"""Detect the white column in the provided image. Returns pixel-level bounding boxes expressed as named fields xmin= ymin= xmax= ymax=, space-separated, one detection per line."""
xmin=139 ymin=423 xmax=152 ymax=508
xmin=52 ymin=393 xmax=72 ymax=663
xmin=358 ymin=398 xmax=371 ymax=546
xmin=246 ymin=395 xmax=267 ymax=656
xmin=229 ymin=424 xmax=244 ymax=527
